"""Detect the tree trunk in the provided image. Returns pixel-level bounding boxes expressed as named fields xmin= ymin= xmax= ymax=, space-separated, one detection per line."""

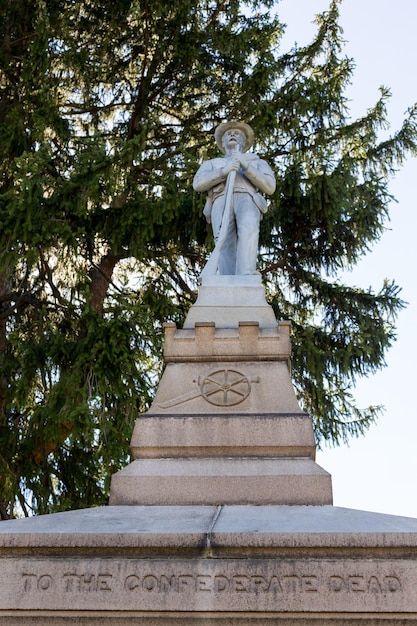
xmin=88 ymin=252 xmax=120 ymax=316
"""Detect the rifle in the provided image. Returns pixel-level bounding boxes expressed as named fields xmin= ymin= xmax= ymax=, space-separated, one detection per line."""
xmin=200 ymin=147 xmax=239 ymax=280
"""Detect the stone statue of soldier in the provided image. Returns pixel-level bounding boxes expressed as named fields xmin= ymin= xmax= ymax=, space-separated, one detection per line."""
xmin=193 ymin=121 xmax=276 ymax=276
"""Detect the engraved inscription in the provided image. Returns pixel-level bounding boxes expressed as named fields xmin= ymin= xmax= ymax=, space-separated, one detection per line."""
xmin=22 ymin=572 xmax=113 ymax=593
xmin=63 ymin=573 xmax=113 ymax=592
xmin=122 ymin=572 xmax=399 ymax=595
xmin=21 ymin=570 xmax=401 ymax=596
xmin=22 ymin=574 xmax=53 ymax=592
xmin=329 ymin=575 xmax=401 ymax=594
xmin=6 ymin=559 xmax=411 ymax=613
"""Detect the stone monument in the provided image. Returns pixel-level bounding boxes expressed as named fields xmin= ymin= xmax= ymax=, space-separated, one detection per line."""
xmin=1 ymin=122 xmax=417 ymax=624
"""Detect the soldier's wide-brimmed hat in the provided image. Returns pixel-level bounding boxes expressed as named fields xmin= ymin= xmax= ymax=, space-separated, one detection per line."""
xmin=214 ymin=120 xmax=255 ymax=153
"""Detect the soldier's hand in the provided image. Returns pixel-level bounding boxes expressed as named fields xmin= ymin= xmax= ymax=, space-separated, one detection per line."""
xmin=222 ymin=157 xmax=240 ymax=176
xmin=237 ymin=153 xmax=251 ymax=170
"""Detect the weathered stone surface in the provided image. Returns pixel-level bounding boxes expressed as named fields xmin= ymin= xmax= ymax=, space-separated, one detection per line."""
xmin=1 ymin=505 xmax=417 ymax=622
xmin=0 ymin=554 xmax=411 ymax=612
xmin=210 ymin=504 xmax=417 ymax=549
xmin=131 ymin=414 xmax=316 ymax=459
xmin=183 ymin=276 xmax=278 ymax=329
xmin=163 ymin=320 xmax=291 ymax=363
xmin=109 ymin=458 xmax=332 ymax=506
xmin=0 ymin=505 xmax=215 ymax=551
xmin=146 ymin=361 xmax=301 ymax=415
xmin=111 ymin=307 xmax=330 ymax=507
xmin=0 ymin=617 xmax=415 ymax=626
xmin=3 ymin=505 xmax=417 ymax=550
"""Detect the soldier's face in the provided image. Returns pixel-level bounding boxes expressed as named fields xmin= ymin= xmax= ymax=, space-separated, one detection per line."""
xmin=222 ymin=129 xmax=245 ymax=152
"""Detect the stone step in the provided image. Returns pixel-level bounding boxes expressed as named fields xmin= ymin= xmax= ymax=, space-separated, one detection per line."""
xmin=109 ymin=457 xmax=333 ymax=506
xmin=131 ymin=414 xmax=316 ymax=459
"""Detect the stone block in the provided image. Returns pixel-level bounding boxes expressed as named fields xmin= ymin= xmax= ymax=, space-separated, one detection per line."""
xmin=163 ymin=321 xmax=291 ymax=363
xmin=130 ymin=414 xmax=316 ymax=459
xmin=147 ymin=361 xmax=302 ymax=415
xmin=183 ymin=275 xmax=278 ymax=329
xmin=2 ymin=505 xmax=417 ymax=623
xmin=109 ymin=458 xmax=333 ymax=506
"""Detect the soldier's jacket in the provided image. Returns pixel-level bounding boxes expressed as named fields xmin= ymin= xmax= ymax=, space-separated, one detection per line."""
xmin=193 ymin=153 xmax=275 ymax=223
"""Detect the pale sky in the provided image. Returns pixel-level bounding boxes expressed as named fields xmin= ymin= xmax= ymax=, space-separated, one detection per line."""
xmin=277 ymin=0 xmax=417 ymax=518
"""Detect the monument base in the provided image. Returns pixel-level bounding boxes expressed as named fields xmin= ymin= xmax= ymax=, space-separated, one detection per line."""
xmin=2 ymin=279 xmax=413 ymax=623
xmin=1 ymin=504 xmax=417 ymax=623
xmin=109 ymin=319 xmax=333 ymax=507
xmin=184 ymin=275 xmax=278 ymax=329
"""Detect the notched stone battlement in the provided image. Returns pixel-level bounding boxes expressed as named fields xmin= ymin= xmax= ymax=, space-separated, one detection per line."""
xmin=163 ymin=320 xmax=291 ymax=363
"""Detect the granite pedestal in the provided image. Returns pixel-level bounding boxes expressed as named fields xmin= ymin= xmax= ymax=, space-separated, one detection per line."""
xmin=1 ymin=275 xmax=416 ymax=624
xmin=2 ymin=504 xmax=417 ymax=623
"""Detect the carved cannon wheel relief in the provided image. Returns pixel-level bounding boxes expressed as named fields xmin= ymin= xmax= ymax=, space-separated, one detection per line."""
xmin=158 ymin=368 xmax=259 ymax=409
xmin=201 ymin=369 xmax=254 ymax=406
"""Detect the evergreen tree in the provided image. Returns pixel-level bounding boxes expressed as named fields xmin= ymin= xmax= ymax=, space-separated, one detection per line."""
xmin=0 ymin=0 xmax=415 ymax=517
